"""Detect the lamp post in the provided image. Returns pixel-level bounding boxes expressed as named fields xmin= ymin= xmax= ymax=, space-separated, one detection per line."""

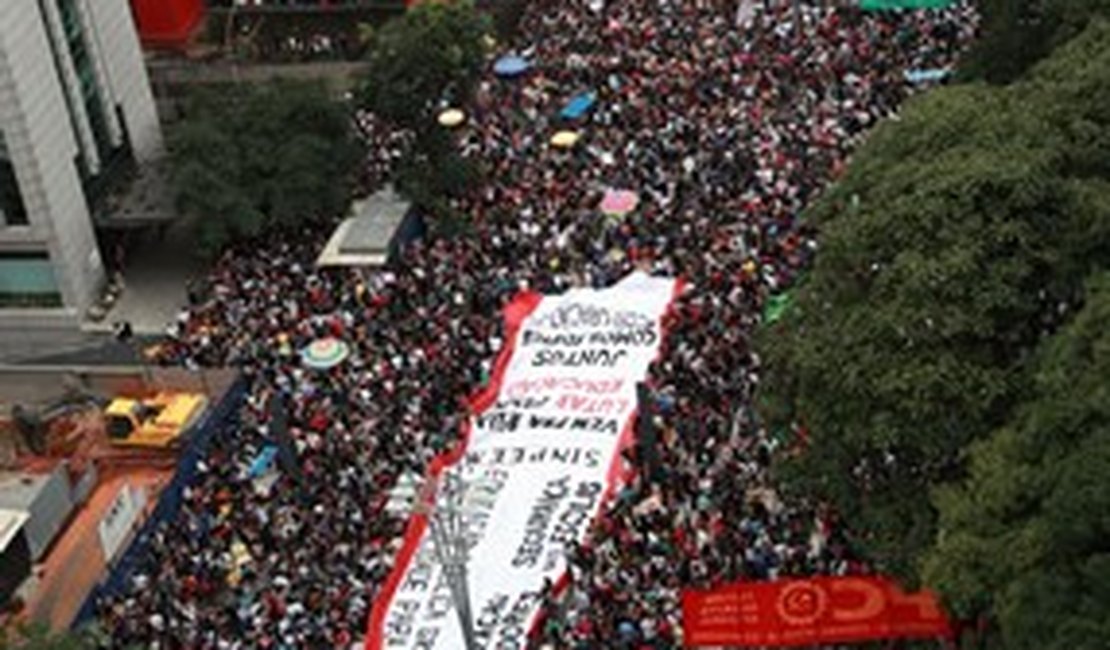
xmin=423 ymin=469 xmax=479 ymax=650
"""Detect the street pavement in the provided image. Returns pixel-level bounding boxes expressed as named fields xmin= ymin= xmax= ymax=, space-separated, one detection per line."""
xmin=0 ymin=216 xmax=199 ymax=366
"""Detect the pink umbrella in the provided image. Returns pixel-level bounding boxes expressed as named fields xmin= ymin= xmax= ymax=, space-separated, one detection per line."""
xmin=600 ymin=189 xmax=639 ymax=217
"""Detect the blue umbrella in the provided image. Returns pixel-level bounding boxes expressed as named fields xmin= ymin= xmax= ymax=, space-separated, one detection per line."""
xmin=494 ymin=55 xmax=531 ymax=78
xmin=247 ymin=445 xmax=278 ymax=479
xmin=903 ymin=68 xmax=951 ymax=84
xmin=560 ymin=91 xmax=597 ymax=120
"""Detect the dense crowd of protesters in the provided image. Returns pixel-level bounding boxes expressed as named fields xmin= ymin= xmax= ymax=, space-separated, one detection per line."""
xmin=97 ymin=0 xmax=976 ymax=647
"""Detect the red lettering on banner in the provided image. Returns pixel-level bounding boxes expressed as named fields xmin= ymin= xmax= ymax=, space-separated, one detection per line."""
xmin=681 ymin=577 xmax=953 ymax=648
xmin=829 ymin=578 xmax=885 ymax=622
xmin=555 ymin=394 xmax=630 ymax=415
xmin=503 ymin=377 xmax=624 ymax=398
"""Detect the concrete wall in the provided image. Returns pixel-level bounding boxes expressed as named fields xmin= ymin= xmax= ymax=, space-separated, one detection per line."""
xmin=36 ymin=0 xmax=102 ymax=174
xmin=83 ymin=0 xmax=164 ymax=163
xmin=72 ymin=0 xmax=125 ymax=150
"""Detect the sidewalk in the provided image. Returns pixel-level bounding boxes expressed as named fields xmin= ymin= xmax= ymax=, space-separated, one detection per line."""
xmin=0 ymin=219 xmax=200 ymax=365
xmin=85 ymin=217 xmax=203 ymax=337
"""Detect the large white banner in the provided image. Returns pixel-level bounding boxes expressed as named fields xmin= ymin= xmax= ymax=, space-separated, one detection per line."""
xmin=368 ymin=272 xmax=678 ymax=650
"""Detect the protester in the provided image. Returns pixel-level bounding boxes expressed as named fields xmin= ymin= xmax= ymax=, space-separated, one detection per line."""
xmin=97 ymin=0 xmax=977 ymax=647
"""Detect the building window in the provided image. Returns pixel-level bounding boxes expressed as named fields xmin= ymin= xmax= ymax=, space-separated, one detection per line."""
xmin=55 ymin=0 xmax=111 ymax=160
xmin=37 ymin=0 xmax=88 ymax=168
xmin=0 ymin=252 xmax=62 ymax=308
xmin=0 ymin=133 xmax=28 ymax=227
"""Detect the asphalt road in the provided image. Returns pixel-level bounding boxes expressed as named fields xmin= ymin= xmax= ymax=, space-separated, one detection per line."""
xmin=0 ymin=331 xmax=162 ymax=367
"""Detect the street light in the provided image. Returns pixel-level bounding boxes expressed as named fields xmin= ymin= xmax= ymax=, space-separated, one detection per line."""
xmin=419 ymin=469 xmax=479 ymax=650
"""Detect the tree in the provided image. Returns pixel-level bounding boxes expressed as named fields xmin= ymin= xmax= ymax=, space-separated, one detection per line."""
xmin=359 ymin=1 xmax=488 ymax=130
xmin=757 ymin=19 xmax=1110 ymax=582
xmin=393 ymin=125 xmax=479 ymax=225
xmin=490 ymin=0 xmax=530 ymax=42
xmin=357 ymin=1 xmax=488 ymax=212
xmin=923 ymin=271 xmax=1110 ymax=650
xmin=962 ymin=0 xmax=1110 ymax=84
xmin=170 ymin=80 xmax=360 ymax=256
xmin=760 ymin=84 xmax=1072 ymax=580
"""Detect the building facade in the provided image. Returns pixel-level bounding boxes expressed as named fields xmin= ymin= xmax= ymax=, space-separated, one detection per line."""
xmin=0 ymin=0 xmax=162 ymax=328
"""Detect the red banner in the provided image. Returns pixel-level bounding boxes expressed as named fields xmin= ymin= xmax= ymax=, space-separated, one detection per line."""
xmin=681 ymin=576 xmax=952 ymax=647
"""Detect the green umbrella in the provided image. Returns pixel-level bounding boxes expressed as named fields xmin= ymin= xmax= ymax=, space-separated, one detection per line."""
xmin=764 ymin=292 xmax=792 ymax=324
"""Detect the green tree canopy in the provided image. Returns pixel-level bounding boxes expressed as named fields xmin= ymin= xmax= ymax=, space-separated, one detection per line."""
xmin=923 ymin=271 xmax=1110 ymax=650
xmin=170 ymin=80 xmax=360 ymax=256
xmin=359 ymin=1 xmax=489 ymax=130
xmin=758 ymin=18 xmax=1110 ymax=583
xmin=357 ymin=1 xmax=488 ymax=215
xmin=963 ymin=0 xmax=1110 ymax=83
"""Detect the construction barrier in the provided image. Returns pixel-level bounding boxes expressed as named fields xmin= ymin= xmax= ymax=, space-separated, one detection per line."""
xmin=71 ymin=373 xmax=246 ymax=628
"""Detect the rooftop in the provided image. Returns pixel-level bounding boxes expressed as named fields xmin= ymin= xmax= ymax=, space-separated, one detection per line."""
xmin=98 ymin=158 xmax=176 ymax=228
xmin=0 ymin=472 xmax=51 ymax=513
xmin=316 ymin=186 xmax=412 ymax=267
xmin=0 ymin=508 xmax=29 ymax=552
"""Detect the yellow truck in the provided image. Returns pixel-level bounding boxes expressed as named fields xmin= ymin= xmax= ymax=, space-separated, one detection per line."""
xmin=104 ymin=392 xmax=208 ymax=449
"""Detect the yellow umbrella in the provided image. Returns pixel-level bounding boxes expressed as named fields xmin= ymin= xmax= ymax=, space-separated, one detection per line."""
xmin=437 ymin=108 xmax=466 ymax=128
xmin=226 ymin=539 xmax=252 ymax=587
xmin=550 ymin=130 xmax=581 ymax=148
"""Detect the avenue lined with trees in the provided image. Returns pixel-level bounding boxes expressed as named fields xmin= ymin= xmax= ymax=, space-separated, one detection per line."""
xmin=117 ymin=0 xmax=1110 ymax=648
